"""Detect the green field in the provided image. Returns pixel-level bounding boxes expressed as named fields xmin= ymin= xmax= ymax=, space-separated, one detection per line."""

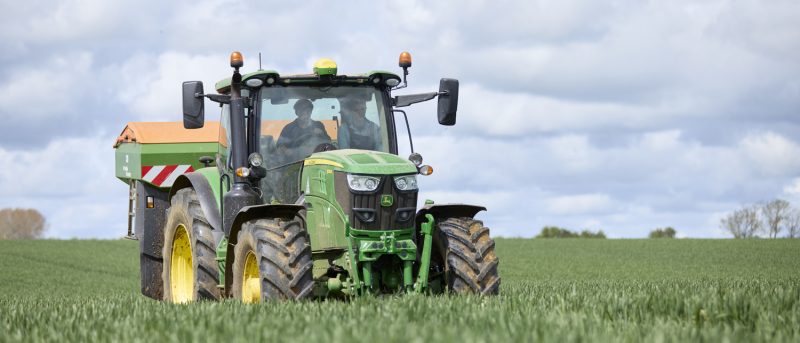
xmin=1 ymin=239 xmax=798 ymax=342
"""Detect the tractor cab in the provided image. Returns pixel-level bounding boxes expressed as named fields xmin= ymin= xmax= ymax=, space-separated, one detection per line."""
xmin=205 ymin=58 xmax=439 ymax=206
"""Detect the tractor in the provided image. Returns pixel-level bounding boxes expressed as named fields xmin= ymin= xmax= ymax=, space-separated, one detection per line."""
xmin=114 ymin=51 xmax=499 ymax=303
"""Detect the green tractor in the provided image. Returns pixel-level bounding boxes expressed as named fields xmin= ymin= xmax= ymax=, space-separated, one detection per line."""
xmin=115 ymin=51 xmax=499 ymax=303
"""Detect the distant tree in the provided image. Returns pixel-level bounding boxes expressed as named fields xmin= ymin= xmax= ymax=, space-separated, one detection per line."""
xmin=720 ymin=205 xmax=761 ymax=238
xmin=579 ymin=229 xmax=606 ymax=239
xmin=761 ymin=199 xmax=790 ymax=238
xmin=537 ymin=226 xmax=605 ymax=239
xmin=785 ymin=209 xmax=800 ymax=238
xmin=0 ymin=208 xmax=46 ymax=239
xmin=649 ymin=227 xmax=677 ymax=238
xmin=537 ymin=226 xmax=577 ymax=238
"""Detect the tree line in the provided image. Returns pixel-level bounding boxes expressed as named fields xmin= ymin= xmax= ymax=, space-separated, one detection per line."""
xmin=536 ymin=226 xmax=606 ymax=238
xmin=0 ymin=208 xmax=46 ymax=239
xmin=720 ymin=199 xmax=800 ymax=238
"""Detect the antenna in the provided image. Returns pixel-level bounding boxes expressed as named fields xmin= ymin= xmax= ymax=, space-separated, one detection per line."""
xmin=259 ymin=52 xmax=262 ymax=70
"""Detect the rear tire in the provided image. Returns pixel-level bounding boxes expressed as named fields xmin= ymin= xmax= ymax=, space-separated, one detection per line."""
xmin=161 ymin=188 xmax=221 ymax=303
xmin=431 ymin=217 xmax=500 ymax=295
xmin=232 ymin=217 xmax=314 ymax=302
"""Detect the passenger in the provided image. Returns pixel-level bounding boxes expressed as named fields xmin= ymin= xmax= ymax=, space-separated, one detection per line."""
xmin=338 ymin=99 xmax=382 ymax=151
xmin=276 ymin=99 xmax=331 ymax=162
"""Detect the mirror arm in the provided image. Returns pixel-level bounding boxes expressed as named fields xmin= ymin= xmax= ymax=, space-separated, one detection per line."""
xmin=204 ymin=94 xmax=231 ymax=104
xmin=393 ymin=92 xmax=438 ymax=108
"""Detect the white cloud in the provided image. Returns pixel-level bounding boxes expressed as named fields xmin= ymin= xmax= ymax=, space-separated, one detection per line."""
xmin=547 ymin=193 xmax=613 ymax=215
xmin=740 ymin=132 xmax=800 ymax=177
xmin=0 ymin=52 xmax=93 ymax=119
xmin=114 ymin=52 xmax=229 ymax=121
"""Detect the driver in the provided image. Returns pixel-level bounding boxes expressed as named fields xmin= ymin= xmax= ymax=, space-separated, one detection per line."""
xmin=338 ymin=98 xmax=382 ymax=151
xmin=276 ymin=99 xmax=331 ymax=162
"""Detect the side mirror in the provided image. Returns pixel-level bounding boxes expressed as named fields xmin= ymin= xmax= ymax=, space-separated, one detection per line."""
xmin=182 ymin=81 xmax=205 ymax=129
xmin=437 ymin=78 xmax=459 ymax=126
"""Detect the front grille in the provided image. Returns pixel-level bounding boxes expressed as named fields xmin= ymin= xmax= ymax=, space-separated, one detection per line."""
xmin=335 ymin=173 xmax=417 ymax=231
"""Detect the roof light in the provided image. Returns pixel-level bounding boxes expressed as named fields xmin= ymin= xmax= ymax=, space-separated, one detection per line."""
xmin=248 ymin=152 xmax=263 ymax=167
xmin=399 ymin=51 xmax=412 ymax=68
xmin=230 ymin=51 xmax=243 ymax=68
xmin=245 ymin=78 xmax=264 ymax=87
xmin=313 ymin=58 xmax=338 ymax=76
xmin=408 ymin=153 xmax=423 ymax=166
xmin=386 ymin=78 xmax=400 ymax=87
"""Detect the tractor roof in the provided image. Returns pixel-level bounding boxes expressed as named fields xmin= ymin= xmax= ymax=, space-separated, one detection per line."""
xmin=214 ymin=69 xmax=401 ymax=94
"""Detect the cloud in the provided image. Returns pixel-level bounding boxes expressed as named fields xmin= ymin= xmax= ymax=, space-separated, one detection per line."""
xmin=0 ymin=52 xmax=100 ymax=147
xmin=0 ymin=133 xmax=127 ymax=238
xmin=114 ymin=51 xmax=230 ymax=122
xmin=547 ymin=193 xmax=613 ymax=215
xmin=1 ymin=1 xmax=799 ymax=239
xmin=740 ymin=132 xmax=800 ymax=177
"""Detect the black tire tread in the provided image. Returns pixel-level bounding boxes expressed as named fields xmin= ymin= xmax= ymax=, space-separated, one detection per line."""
xmin=161 ymin=188 xmax=221 ymax=302
xmin=232 ymin=217 xmax=314 ymax=301
xmin=436 ymin=217 xmax=500 ymax=295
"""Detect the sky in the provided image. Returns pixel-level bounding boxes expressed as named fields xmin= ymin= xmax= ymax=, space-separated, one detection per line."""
xmin=0 ymin=0 xmax=798 ymax=239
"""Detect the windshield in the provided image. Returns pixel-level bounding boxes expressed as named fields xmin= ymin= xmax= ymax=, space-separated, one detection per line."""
xmin=257 ymin=85 xmax=389 ymax=203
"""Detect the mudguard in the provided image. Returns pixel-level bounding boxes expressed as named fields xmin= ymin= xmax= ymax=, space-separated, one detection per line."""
xmin=223 ymin=203 xmax=306 ymax=294
xmin=169 ymin=171 xmax=222 ymax=231
xmin=415 ymin=203 xmax=486 ymax=224
xmin=134 ymin=181 xmax=169 ymax=300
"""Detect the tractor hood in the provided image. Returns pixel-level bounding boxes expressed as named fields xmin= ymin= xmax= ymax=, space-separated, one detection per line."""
xmin=305 ymin=149 xmax=417 ymax=175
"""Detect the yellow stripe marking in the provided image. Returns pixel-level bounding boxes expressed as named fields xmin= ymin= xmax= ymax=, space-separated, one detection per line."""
xmin=304 ymin=158 xmax=343 ymax=168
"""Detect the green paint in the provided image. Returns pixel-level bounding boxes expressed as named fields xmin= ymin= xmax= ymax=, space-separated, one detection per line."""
xmin=215 ymin=236 xmax=228 ymax=288
xmin=380 ymin=194 xmax=393 ymax=207
xmin=415 ymin=214 xmax=435 ymax=293
xmin=362 ymin=262 xmax=373 ymax=290
xmin=309 ymin=150 xmax=417 ymax=175
xmin=302 ymin=164 xmax=350 ymax=251
xmin=403 ymin=260 xmax=413 ymax=289
xmin=194 ymin=167 xmax=227 ymax=211
xmin=313 ymin=66 xmax=337 ymax=76
xmin=114 ymin=142 xmax=222 ymax=188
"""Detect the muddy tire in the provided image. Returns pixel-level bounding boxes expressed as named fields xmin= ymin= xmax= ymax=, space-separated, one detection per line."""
xmin=232 ymin=217 xmax=314 ymax=302
xmin=431 ymin=217 xmax=500 ymax=295
xmin=161 ymin=188 xmax=221 ymax=303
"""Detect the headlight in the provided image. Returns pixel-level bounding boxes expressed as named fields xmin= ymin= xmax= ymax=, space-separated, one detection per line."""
xmin=347 ymin=174 xmax=381 ymax=192
xmin=393 ymin=175 xmax=418 ymax=191
xmin=248 ymin=152 xmax=263 ymax=167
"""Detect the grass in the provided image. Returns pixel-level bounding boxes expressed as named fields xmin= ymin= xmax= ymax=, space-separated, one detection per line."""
xmin=1 ymin=239 xmax=798 ymax=342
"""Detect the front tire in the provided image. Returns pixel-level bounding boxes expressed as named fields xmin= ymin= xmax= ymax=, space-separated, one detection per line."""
xmin=431 ymin=217 xmax=500 ymax=295
xmin=161 ymin=188 xmax=221 ymax=303
xmin=232 ymin=217 xmax=314 ymax=302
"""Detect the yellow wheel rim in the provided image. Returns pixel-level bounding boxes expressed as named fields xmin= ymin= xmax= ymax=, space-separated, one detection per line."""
xmin=242 ymin=250 xmax=261 ymax=303
xmin=170 ymin=224 xmax=193 ymax=303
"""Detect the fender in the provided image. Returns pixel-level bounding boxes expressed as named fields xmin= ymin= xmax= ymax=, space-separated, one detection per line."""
xmin=169 ymin=170 xmax=223 ymax=232
xmin=223 ymin=203 xmax=305 ymax=294
xmin=415 ymin=203 xmax=486 ymax=224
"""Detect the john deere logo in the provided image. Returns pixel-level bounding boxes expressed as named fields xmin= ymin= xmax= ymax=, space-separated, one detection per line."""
xmin=380 ymin=194 xmax=394 ymax=207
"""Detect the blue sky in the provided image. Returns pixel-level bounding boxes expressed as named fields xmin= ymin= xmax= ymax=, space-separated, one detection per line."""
xmin=1 ymin=0 xmax=799 ymax=238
